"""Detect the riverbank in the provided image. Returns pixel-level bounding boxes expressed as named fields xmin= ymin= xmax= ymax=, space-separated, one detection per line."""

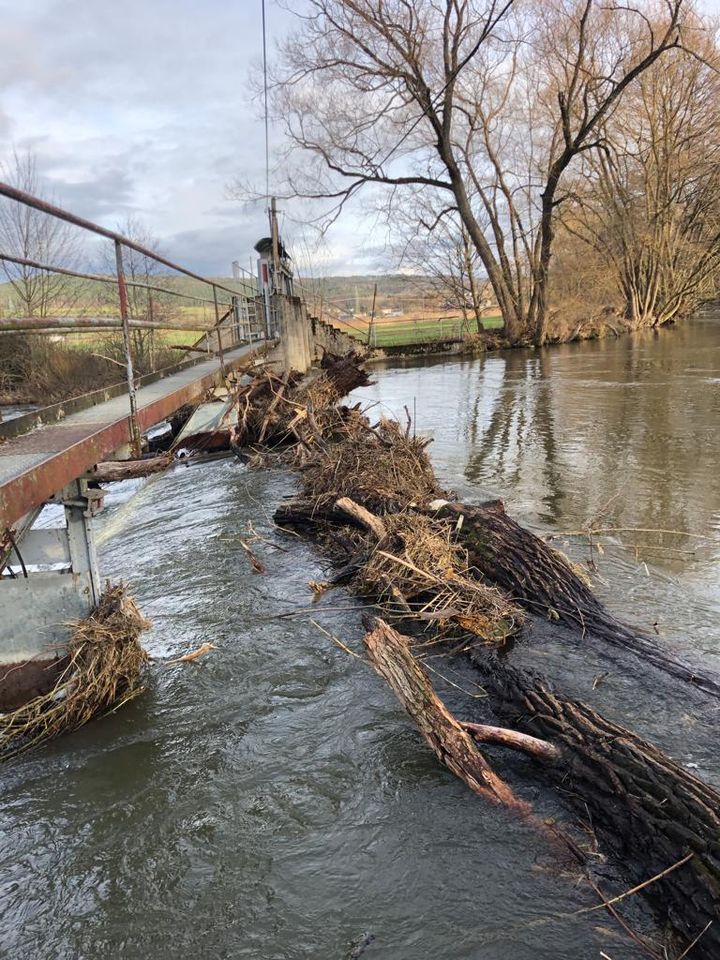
xmin=363 ymin=310 xmax=671 ymax=363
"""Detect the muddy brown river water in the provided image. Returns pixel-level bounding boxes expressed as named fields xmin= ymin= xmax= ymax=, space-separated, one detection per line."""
xmin=0 ymin=318 xmax=718 ymax=959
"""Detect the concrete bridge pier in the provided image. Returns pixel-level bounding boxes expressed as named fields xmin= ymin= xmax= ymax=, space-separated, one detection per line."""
xmin=276 ymin=295 xmax=312 ymax=373
xmin=1 ymin=479 xmax=103 ymax=709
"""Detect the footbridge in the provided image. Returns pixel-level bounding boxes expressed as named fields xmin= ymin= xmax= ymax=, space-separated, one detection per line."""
xmin=0 ymin=183 xmax=316 ymax=703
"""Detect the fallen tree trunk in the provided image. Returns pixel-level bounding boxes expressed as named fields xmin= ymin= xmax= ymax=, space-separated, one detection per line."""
xmin=274 ymin=499 xmax=366 ymax=531
xmin=362 ymin=617 xmax=527 ymax=811
xmin=472 ymin=655 xmax=720 ymax=959
xmin=85 ymin=454 xmax=173 ymax=482
xmin=432 ymin=500 xmax=720 ymax=699
xmin=276 ymin=494 xmax=720 ymax=699
xmin=336 ymin=496 xmax=388 ymax=540
xmin=363 ymin=617 xmax=720 ymax=958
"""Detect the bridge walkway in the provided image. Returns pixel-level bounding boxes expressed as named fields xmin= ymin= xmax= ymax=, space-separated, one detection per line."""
xmin=0 ymin=342 xmax=264 ymax=531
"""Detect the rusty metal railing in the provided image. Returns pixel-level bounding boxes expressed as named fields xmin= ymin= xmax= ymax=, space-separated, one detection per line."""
xmin=0 ymin=180 xmax=261 ymax=455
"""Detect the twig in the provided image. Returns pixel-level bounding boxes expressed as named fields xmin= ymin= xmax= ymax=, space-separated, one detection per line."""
xmin=165 ymin=642 xmax=216 ymax=665
xmin=676 ymin=921 xmax=713 ymax=959
xmin=585 ymin=875 xmax=662 ymax=959
xmin=549 ymin=527 xmax=718 ymax=543
xmin=421 ymin=660 xmax=488 ymax=699
xmin=310 ymin=618 xmax=364 ymax=659
xmin=576 ymin=852 xmax=694 ymax=915
xmin=90 ymin=352 xmax=126 ymax=368
xmin=237 ymin=538 xmax=266 ymax=573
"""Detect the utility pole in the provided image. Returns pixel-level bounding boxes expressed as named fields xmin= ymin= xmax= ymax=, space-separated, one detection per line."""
xmin=270 ymin=197 xmax=281 ymax=296
xmin=368 ymin=282 xmax=377 ymax=347
xmin=264 ymin=196 xmax=281 ymax=339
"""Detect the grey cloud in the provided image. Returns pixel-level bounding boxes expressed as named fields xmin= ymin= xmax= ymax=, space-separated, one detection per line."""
xmin=164 ymin=220 xmax=262 ymax=277
xmin=49 ymin=168 xmax=137 ymax=222
xmin=0 ymin=107 xmax=12 ymax=139
xmin=0 ymin=0 xmax=370 ymax=275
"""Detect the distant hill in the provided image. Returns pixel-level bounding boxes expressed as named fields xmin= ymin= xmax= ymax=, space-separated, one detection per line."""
xmin=0 ymin=273 xmax=256 ymax=321
xmin=296 ymin=274 xmax=441 ymax=315
xmin=0 ymin=272 xmax=437 ymax=319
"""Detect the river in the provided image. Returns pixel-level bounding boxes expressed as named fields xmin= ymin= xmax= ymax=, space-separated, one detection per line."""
xmin=1 ymin=319 xmax=718 ymax=959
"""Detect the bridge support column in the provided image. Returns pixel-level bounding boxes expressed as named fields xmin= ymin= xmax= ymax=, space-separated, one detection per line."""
xmin=277 ymin=295 xmax=312 ymax=373
xmin=0 ymin=480 xmax=103 ymax=710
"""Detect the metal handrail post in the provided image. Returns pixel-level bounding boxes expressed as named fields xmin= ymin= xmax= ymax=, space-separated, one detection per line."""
xmin=213 ymin=284 xmax=226 ymax=378
xmin=114 ymin=240 xmax=142 ymax=458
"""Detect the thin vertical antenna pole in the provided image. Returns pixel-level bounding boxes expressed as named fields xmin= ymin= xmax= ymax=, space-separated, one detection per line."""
xmin=262 ymin=0 xmax=270 ymax=205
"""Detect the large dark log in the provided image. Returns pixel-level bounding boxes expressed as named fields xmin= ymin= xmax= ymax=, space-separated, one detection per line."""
xmin=85 ymin=454 xmax=172 ymax=482
xmin=434 ymin=500 xmax=720 ymax=699
xmin=175 ymin=428 xmax=233 ymax=453
xmin=319 ymin=351 xmax=372 ymax=396
xmin=146 ymin=404 xmax=195 ymax=453
xmin=274 ymin=499 xmax=363 ymax=530
xmin=362 ymin=617 xmax=527 ymax=811
xmin=473 ymin=655 xmax=720 ymax=959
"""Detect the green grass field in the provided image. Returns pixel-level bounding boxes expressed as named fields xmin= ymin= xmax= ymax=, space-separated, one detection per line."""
xmin=335 ymin=314 xmax=503 ymax=347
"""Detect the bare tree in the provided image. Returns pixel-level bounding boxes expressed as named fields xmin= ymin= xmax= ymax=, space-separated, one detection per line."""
xmin=0 ymin=150 xmax=83 ymax=317
xmin=268 ymin=0 xmax=696 ymax=344
xmin=393 ymin=198 xmax=489 ymax=332
xmin=562 ymin=37 xmax=720 ymax=327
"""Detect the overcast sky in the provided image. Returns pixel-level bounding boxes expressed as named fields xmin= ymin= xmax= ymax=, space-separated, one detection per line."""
xmin=0 ymin=0 xmax=718 ymax=278
xmin=0 ymin=0 xmax=375 ymax=277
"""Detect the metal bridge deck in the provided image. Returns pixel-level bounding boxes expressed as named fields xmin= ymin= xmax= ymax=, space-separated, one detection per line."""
xmin=0 ymin=343 xmax=263 ymax=530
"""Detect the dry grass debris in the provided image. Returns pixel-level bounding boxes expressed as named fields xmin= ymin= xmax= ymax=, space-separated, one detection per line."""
xmin=302 ymin=414 xmax=443 ymax=513
xmin=358 ymin=513 xmax=523 ymax=646
xmin=0 ymin=586 xmax=149 ymax=761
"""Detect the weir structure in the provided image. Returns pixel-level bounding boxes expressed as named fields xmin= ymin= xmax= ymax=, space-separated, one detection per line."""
xmin=0 ymin=184 xmax=314 ymax=705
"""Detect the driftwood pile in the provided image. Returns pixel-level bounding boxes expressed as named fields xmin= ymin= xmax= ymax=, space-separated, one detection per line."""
xmin=0 ymin=586 xmax=149 ymax=761
xmin=231 ymin=352 xmax=372 ymax=453
xmin=239 ymin=356 xmax=720 ymax=960
xmin=86 ymin=352 xmax=372 ymax=479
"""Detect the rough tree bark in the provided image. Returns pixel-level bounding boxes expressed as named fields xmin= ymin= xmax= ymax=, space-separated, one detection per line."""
xmin=472 ymin=657 xmax=720 ymax=959
xmin=432 ymin=500 xmax=720 ymax=699
xmin=362 ymin=616 xmax=720 ymax=958
xmin=362 ymin=617 xmax=526 ymax=811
